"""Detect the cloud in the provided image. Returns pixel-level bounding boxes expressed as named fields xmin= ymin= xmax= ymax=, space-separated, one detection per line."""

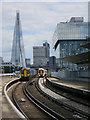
xmin=1 ymin=2 xmax=88 ymax=63
xmin=0 ymin=3 xmax=2 ymax=57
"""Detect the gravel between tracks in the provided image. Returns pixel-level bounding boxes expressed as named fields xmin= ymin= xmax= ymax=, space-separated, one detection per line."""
xmin=13 ymin=81 xmax=51 ymax=119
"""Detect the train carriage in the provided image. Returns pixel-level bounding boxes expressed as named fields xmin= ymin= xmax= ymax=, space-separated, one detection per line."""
xmin=38 ymin=68 xmax=47 ymax=77
xmin=20 ymin=68 xmax=37 ymax=81
xmin=20 ymin=68 xmax=30 ymax=81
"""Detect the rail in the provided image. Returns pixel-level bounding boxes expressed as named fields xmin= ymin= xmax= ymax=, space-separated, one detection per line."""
xmin=37 ymin=78 xmax=89 ymax=119
xmin=12 ymin=82 xmax=29 ymax=120
xmin=46 ymin=78 xmax=90 ymax=99
xmin=24 ymin=78 xmax=66 ymax=120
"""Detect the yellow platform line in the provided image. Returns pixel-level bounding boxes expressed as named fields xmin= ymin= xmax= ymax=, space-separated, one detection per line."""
xmin=0 ymin=79 xmax=12 ymax=86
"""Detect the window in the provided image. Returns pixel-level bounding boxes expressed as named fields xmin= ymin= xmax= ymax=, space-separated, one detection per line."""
xmin=78 ymin=48 xmax=80 ymax=50
xmin=27 ymin=70 xmax=30 ymax=74
xmin=80 ymin=43 xmax=82 ymax=45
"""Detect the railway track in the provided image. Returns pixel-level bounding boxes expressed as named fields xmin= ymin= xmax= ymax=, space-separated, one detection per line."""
xmin=26 ymin=77 xmax=89 ymax=119
xmin=24 ymin=79 xmax=66 ymax=120
xmin=12 ymin=82 xmax=29 ymax=119
xmin=5 ymin=76 xmax=89 ymax=120
xmin=9 ymin=79 xmax=52 ymax=119
xmin=36 ymin=77 xmax=90 ymax=119
xmin=6 ymin=78 xmax=72 ymax=119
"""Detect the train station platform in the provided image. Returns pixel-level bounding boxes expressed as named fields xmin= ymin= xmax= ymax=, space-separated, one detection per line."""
xmin=48 ymin=77 xmax=90 ymax=91
xmin=46 ymin=77 xmax=90 ymax=102
xmin=0 ymin=76 xmax=20 ymax=119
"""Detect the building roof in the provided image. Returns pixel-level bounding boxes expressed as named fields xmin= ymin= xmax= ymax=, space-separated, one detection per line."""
xmin=53 ymin=19 xmax=88 ymax=50
xmin=69 ymin=17 xmax=84 ymax=23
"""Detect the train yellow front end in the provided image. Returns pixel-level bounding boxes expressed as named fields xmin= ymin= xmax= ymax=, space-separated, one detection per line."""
xmin=20 ymin=68 xmax=30 ymax=81
xmin=38 ymin=68 xmax=47 ymax=77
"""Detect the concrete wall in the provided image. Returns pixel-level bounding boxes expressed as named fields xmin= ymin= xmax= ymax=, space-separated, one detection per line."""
xmin=51 ymin=71 xmax=90 ymax=82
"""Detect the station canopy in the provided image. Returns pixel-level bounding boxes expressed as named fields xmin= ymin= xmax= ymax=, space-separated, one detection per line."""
xmin=80 ymin=42 xmax=90 ymax=49
xmin=57 ymin=51 xmax=90 ymax=67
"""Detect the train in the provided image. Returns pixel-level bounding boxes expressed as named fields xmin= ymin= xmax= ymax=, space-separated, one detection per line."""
xmin=20 ymin=68 xmax=37 ymax=81
xmin=38 ymin=68 xmax=47 ymax=77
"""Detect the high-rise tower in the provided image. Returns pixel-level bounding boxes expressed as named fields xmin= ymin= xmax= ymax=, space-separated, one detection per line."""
xmin=11 ymin=11 xmax=26 ymax=67
xmin=33 ymin=42 xmax=50 ymax=67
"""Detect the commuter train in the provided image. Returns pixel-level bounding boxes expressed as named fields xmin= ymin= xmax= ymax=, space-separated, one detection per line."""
xmin=20 ymin=68 xmax=36 ymax=81
xmin=38 ymin=68 xmax=47 ymax=77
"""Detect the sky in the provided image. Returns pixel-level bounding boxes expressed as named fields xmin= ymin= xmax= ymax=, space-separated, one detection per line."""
xmin=0 ymin=0 xmax=89 ymax=2
xmin=0 ymin=1 xmax=89 ymax=64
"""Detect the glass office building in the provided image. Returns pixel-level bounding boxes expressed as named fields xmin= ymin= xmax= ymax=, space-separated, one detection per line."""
xmin=53 ymin=17 xmax=89 ymax=71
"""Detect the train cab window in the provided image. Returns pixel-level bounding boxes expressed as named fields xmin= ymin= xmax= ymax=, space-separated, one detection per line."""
xmin=39 ymin=70 xmax=41 ymax=73
xmin=27 ymin=70 xmax=30 ymax=74
xmin=21 ymin=70 xmax=24 ymax=74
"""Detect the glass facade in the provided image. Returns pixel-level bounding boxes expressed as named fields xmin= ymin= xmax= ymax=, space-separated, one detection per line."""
xmin=59 ymin=41 xmax=88 ymax=71
xmin=11 ymin=12 xmax=26 ymax=67
xmin=53 ymin=18 xmax=89 ymax=71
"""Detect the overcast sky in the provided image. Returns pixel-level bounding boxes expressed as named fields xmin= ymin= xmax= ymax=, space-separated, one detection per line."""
xmin=0 ymin=1 xmax=89 ymax=64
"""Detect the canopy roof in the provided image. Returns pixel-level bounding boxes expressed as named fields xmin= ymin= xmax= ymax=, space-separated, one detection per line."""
xmin=57 ymin=51 xmax=90 ymax=66
xmin=81 ymin=42 xmax=90 ymax=49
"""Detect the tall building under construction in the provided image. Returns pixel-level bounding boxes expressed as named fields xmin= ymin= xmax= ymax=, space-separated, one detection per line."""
xmin=11 ymin=11 xmax=26 ymax=67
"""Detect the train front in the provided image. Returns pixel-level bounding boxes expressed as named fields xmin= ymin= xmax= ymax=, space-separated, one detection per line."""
xmin=20 ymin=68 xmax=30 ymax=81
